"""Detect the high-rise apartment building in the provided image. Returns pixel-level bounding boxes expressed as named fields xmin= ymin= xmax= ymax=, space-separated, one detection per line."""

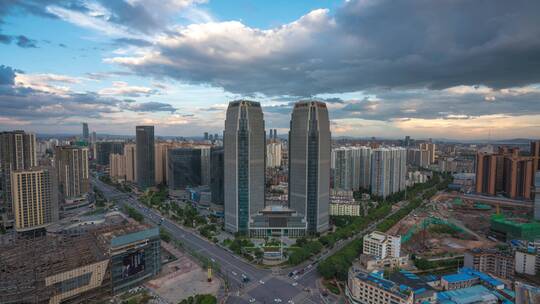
xmin=419 ymin=142 xmax=436 ymax=164
xmin=371 ymin=147 xmax=406 ymax=198
xmin=532 ymin=140 xmax=540 ymax=173
xmin=11 ymin=167 xmax=59 ymax=232
xmin=535 ymin=172 xmax=540 ymax=221
xmin=154 ymin=142 xmax=170 ymax=185
xmin=82 ymin=122 xmax=89 ymax=140
xmin=289 ymin=101 xmax=330 ymax=234
xmin=224 ymin=101 xmax=265 ymax=234
xmin=54 ymin=146 xmax=89 ymax=200
xmin=136 ymin=126 xmax=155 ymax=189
xmin=109 ymin=153 xmax=126 ymax=181
xmin=333 ymin=146 xmax=372 ymax=191
xmin=476 ymin=147 xmax=533 ymax=200
xmin=124 ymin=143 xmax=136 ymax=182
xmin=0 ymin=130 xmax=37 ymax=222
xmin=266 ymin=142 xmax=282 ymax=168
xmin=371 ymin=148 xmax=391 ymax=198
xmin=211 ymin=147 xmax=224 ymax=205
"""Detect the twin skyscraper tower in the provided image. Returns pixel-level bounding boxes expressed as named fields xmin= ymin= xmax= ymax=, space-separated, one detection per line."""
xmin=224 ymin=100 xmax=331 ymax=236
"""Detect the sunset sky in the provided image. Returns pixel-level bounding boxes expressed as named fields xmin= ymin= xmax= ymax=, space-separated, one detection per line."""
xmin=1 ymin=0 xmax=539 ymax=139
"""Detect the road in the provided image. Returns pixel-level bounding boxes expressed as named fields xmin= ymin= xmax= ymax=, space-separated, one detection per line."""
xmin=92 ymin=176 xmax=431 ymax=304
xmin=92 ymin=177 xmax=321 ymax=304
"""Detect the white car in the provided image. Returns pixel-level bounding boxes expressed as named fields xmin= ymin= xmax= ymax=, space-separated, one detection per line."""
xmin=232 ymin=271 xmax=237 ymax=276
xmin=274 ymin=299 xmax=282 ymax=303
xmin=292 ymin=282 xmax=298 ymax=286
xmin=259 ymin=280 xmax=265 ymax=284
xmin=249 ymin=299 xmax=256 ymax=303
xmin=287 ymin=301 xmax=294 ymax=304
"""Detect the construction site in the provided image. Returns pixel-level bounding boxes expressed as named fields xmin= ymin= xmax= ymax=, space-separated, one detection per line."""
xmin=0 ymin=213 xmax=158 ymax=304
xmin=386 ymin=192 xmax=536 ymax=258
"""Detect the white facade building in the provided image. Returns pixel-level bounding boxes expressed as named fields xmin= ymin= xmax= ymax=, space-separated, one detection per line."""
xmin=363 ymin=231 xmax=401 ymax=259
xmin=266 ymin=142 xmax=282 ymax=168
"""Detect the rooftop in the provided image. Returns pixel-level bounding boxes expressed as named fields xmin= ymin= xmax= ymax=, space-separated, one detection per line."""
xmin=438 ymin=285 xmax=498 ymax=304
xmin=110 ymin=227 xmax=160 ymax=248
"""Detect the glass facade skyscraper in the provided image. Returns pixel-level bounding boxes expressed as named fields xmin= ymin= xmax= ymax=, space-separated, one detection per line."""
xmin=136 ymin=126 xmax=155 ymax=189
xmin=288 ymin=101 xmax=330 ymax=234
xmin=167 ymin=148 xmax=202 ymax=190
xmin=224 ymin=101 xmax=265 ymax=234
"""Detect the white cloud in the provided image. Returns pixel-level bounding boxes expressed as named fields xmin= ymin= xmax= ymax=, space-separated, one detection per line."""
xmin=98 ymin=81 xmax=157 ymax=96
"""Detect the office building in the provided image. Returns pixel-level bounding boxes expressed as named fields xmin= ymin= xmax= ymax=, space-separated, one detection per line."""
xmin=54 ymin=146 xmax=89 ymax=200
xmin=11 ymin=167 xmax=59 ymax=232
xmin=95 ymin=142 xmax=124 ymax=166
xmin=91 ymin=131 xmax=97 ymax=144
xmin=167 ymin=148 xmax=202 ymax=190
xmin=224 ymin=100 xmax=265 ymax=234
xmin=124 ymin=143 xmax=137 ymax=182
xmin=211 ymin=147 xmax=224 ymax=205
xmin=288 ymin=101 xmax=331 ymax=234
xmin=136 ymin=126 xmax=155 ymax=189
xmin=0 ymin=222 xmax=160 ymax=303
xmin=204 ymin=132 xmax=209 ymax=140
xmin=363 ymin=231 xmax=401 ymax=259
xmin=515 ymin=249 xmax=536 ymax=276
xmin=371 ymin=147 xmax=405 ymax=198
xmin=200 ymin=146 xmax=211 ymax=186
xmin=0 ymin=130 xmax=37 ymax=224
xmin=82 ymin=122 xmax=89 ymax=140
xmin=110 ymin=227 xmax=161 ymax=293
xmin=266 ymin=142 xmax=282 ymax=168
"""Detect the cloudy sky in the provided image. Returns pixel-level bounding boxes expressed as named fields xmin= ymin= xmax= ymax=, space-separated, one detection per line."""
xmin=1 ymin=0 xmax=540 ymax=139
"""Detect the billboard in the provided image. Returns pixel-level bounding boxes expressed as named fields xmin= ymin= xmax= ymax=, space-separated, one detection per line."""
xmin=121 ymin=249 xmax=145 ymax=278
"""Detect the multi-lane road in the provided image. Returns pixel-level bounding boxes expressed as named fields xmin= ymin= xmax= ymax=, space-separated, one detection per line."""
xmin=92 ymin=176 xmax=423 ymax=304
xmin=92 ymin=177 xmax=322 ymax=304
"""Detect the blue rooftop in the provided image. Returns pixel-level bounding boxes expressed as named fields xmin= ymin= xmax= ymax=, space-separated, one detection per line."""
xmin=111 ymin=227 xmax=160 ymax=248
xmin=438 ymin=285 xmax=498 ymax=304
xmin=442 ymin=273 xmax=475 ymax=283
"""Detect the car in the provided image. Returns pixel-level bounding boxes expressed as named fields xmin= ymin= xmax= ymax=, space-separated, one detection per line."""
xmin=292 ymin=282 xmax=298 ymax=286
xmin=210 ymin=258 xmax=216 ymax=262
xmin=274 ymin=299 xmax=282 ymax=303
xmin=259 ymin=280 xmax=265 ymax=284
xmin=232 ymin=271 xmax=237 ymax=276
xmin=249 ymin=298 xmax=256 ymax=303
xmin=287 ymin=300 xmax=294 ymax=304
xmin=293 ymin=275 xmax=299 ymax=280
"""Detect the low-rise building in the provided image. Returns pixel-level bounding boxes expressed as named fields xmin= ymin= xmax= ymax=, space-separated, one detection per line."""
xmin=330 ymin=202 xmax=362 ymax=216
xmin=346 ymin=267 xmax=436 ymax=304
xmin=363 ymin=231 xmax=401 ymax=259
xmin=463 ymin=248 xmax=515 ymax=280
xmin=515 ymin=249 xmax=537 ymax=276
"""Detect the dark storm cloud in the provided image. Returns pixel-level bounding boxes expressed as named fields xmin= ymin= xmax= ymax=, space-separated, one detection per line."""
xmin=125 ymin=101 xmax=176 ymax=113
xmin=0 ymin=65 xmax=17 ymax=85
xmin=15 ymin=35 xmax=37 ymax=48
xmin=0 ymin=0 xmax=200 ymax=35
xmin=110 ymin=0 xmax=540 ymax=97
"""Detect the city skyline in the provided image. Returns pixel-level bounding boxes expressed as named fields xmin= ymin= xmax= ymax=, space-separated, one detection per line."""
xmin=1 ymin=1 xmax=539 ymax=139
